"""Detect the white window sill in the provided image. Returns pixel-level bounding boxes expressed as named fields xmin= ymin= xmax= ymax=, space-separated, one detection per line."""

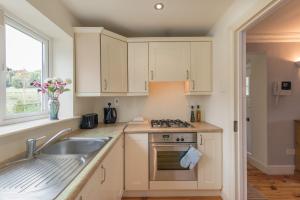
xmin=0 ymin=116 xmax=80 ymax=138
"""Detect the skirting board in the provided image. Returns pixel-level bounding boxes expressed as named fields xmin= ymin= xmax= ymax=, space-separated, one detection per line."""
xmin=123 ymin=190 xmax=221 ymax=197
xmin=150 ymin=181 xmax=198 ymax=190
xmin=248 ymin=156 xmax=295 ymax=175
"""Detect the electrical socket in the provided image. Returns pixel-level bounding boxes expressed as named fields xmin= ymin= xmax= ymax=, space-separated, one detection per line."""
xmin=113 ymin=98 xmax=120 ymax=107
xmin=286 ymin=148 xmax=295 ymax=155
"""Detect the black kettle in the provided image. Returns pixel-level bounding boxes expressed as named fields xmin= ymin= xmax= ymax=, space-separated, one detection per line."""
xmin=104 ymin=103 xmax=117 ymax=124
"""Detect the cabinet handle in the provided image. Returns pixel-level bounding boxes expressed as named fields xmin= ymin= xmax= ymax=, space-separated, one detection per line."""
xmin=186 ymin=70 xmax=189 ymax=80
xmin=104 ymin=80 xmax=107 ymax=91
xmin=151 ymin=70 xmax=154 ymax=80
xmin=192 ymin=80 xmax=195 ymax=90
xmin=101 ymin=165 xmax=106 ymax=184
xmin=144 ymin=81 xmax=147 ymax=91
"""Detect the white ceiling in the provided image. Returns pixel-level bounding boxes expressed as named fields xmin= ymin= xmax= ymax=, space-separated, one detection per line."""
xmin=248 ymin=0 xmax=300 ymax=34
xmin=61 ymin=0 xmax=234 ymax=37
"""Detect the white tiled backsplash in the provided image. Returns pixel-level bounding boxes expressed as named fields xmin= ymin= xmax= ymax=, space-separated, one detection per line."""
xmin=93 ymin=82 xmax=208 ymax=122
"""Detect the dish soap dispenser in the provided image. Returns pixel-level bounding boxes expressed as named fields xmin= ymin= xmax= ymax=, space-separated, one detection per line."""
xmin=190 ymin=106 xmax=195 ymax=122
xmin=196 ymin=105 xmax=201 ymax=122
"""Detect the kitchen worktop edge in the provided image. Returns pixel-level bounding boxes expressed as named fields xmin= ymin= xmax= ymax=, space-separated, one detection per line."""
xmin=124 ymin=121 xmax=223 ymax=133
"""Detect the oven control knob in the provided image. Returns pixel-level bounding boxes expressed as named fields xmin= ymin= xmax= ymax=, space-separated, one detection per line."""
xmin=181 ymin=138 xmax=184 ymax=142
xmin=176 ymin=138 xmax=180 ymax=142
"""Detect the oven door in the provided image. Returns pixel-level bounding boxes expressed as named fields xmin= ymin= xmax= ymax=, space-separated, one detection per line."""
xmin=150 ymin=143 xmax=197 ymax=181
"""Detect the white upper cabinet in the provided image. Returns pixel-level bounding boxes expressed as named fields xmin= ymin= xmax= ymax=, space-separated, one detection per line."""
xmin=185 ymin=41 xmax=212 ymax=95
xmin=197 ymin=132 xmax=222 ymax=190
xmin=101 ymin=34 xmax=128 ymax=93
xmin=75 ymin=29 xmax=213 ymax=96
xmin=128 ymin=42 xmax=149 ymax=95
xmin=149 ymin=42 xmax=190 ymax=81
xmin=74 ymin=27 xmax=127 ymax=96
xmin=75 ymin=32 xmax=101 ymax=95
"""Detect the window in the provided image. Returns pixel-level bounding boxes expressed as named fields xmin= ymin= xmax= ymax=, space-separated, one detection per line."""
xmin=1 ymin=16 xmax=50 ymax=123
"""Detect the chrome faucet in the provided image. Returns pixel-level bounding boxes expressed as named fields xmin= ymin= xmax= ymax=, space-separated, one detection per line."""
xmin=26 ymin=128 xmax=72 ymax=159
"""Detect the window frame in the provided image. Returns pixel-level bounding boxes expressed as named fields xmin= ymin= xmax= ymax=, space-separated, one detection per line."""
xmin=0 ymin=14 xmax=52 ymax=125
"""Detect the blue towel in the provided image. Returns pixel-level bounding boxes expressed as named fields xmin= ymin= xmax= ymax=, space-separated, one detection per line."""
xmin=180 ymin=146 xmax=202 ymax=169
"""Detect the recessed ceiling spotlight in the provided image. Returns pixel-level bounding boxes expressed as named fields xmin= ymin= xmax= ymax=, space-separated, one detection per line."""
xmin=154 ymin=3 xmax=164 ymax=10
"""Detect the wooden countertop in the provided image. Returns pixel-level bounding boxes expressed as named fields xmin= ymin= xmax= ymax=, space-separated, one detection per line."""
xmin=124 ymin=121 xmax=223 ymax=133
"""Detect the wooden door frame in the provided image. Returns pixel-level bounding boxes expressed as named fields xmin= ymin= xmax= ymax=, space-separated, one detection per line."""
xmin=232 ymin=0 xmax=286 ymax=199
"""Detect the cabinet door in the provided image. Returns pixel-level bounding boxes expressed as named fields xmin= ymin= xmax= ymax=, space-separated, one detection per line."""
xmin=296 ymin=122 xmax=300 ymax=171
xmin=99 ymin=135 xmax=124 ymax=200
xmin=190 ymin=42 xmax=212 ymax=92
xmin=75 ymin=165 xmax=102 ymax=200
xmin=77 ymin=136 xmax=124 ymax=200
xmin=128 ymin=43 xmax=149 ymax=93
xmin=75 ymin=32 xmax=101 ymax=95
xmin=149 ymin=42 xmax=190 ymax=81
xmin=101 ymin=34 xmax=128 ymax=93
xmin=197 ymin=132 xmax=222 ymax=190
xmin=125 ymin=133 xmax=148 ymax=190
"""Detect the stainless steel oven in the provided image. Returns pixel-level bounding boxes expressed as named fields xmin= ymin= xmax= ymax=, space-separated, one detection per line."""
xmin=149 ymin=132 xmax=197 ymax=181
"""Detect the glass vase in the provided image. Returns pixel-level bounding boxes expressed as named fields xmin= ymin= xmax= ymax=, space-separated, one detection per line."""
xmin=48 ymin=97 xmax=60 ymax=120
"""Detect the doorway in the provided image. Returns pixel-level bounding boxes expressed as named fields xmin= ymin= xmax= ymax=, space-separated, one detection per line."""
xmin=246 ymin=53 xmax=268 ymax=165
xmin=236 ymin=0 xmax=300 ymax=199
xmin=246 ymin=53 xmax=268 ymax=199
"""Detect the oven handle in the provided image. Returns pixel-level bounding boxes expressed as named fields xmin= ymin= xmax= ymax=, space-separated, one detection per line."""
xmin=151 ymin=143 xmax=196 ymax=147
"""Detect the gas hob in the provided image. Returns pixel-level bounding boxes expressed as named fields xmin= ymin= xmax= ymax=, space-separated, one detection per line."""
xmin=151 ymin=119 xmax=193 ymax=128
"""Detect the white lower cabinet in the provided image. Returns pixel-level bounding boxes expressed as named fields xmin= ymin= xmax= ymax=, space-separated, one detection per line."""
xmin=197 ymin=132 xmax=222 ymax=190
xmin=76 ymin=136 xmax=124 ymax=200
xmin=125 ymin=133 xmax=149 ymax=190
xmin=76 ymin=132 xmax=222 ymax=199
xmin=75 ymin=166 xmax=102 ymax=200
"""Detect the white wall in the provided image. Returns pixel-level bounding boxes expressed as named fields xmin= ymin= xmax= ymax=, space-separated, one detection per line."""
xmin=52 ymin=37 xmax=74 ymax=119
xmin=93 ymin=82 xmax=207 ymax=122
xmin=26 ymin=0 xmax=80 ymax=37
xmin=74 ymin=98 xmax=97 ymax=117
xmin=247 ymin=42 xmax=300 ymax=166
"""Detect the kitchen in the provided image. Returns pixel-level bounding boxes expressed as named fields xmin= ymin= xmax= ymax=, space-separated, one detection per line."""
xmin=0 ymin=0 xmax=286 ymax=200
xmin=65 ymin=19 xmax=222 ymax=199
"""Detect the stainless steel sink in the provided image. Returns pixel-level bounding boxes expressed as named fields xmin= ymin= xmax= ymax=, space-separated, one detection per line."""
xmin=0 ymin=136 xmax=112 ymax=200
xmin=41 ymin=137 xmax=111 ymax=156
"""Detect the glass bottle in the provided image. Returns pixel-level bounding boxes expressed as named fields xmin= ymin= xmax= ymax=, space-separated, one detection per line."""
xmin=190 ymin=106 xmax=195 ymax=122
xmin=196 ymin=105 xmax=201 ymax=122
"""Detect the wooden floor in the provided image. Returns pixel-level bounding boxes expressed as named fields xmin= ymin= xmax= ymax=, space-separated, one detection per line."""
xmin=123 ymin=163 xmax=300 ymax=200
xmin=122 ymin=198 xmax=221 ymax=200
xmin=248 ymin=163 xmax=300 ymax=200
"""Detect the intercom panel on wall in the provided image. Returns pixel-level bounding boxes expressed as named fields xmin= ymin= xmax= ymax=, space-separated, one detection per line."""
xmin=272 ymin=81 xmax=292 ymax=96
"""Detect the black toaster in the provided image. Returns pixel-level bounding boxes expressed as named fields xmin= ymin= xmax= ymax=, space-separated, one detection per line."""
xmin=80 ymin=113 xmax=98 ymax=129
